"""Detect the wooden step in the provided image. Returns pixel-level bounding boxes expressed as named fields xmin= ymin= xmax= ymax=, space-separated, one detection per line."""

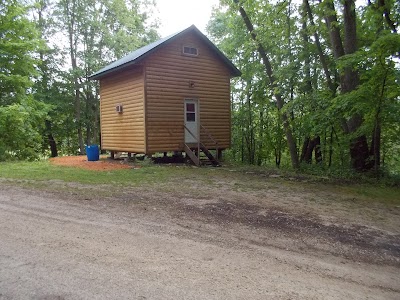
xmin=183 ymin=142 xmax=221 ymax=167
xmin=184 ymin=144 xmax=200 ymax=166
xmin=200 ymin=144 xmax=220 ymax=166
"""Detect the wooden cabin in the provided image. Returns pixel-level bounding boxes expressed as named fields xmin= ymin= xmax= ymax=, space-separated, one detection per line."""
xmin=89 ymin=25 xmax=241 ymax=166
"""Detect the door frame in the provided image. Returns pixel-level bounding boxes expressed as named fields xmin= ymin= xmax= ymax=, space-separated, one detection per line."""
xmin=184 ymin=98 xmax=200 ymax=144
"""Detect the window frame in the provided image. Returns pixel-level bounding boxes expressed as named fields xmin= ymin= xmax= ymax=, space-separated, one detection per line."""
xmin=185 ymin=100 xmax=197 ymax=122
xmin=182 ymin=45 xmax=199 ymax=57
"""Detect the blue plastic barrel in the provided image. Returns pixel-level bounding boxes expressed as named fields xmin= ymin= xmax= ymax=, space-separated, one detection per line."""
xmin=86 ymin=145 xmax=99 ymax=161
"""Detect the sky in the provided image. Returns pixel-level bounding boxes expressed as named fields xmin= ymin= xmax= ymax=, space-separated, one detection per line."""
xmin=153 ymin=0 xmax=220 ymax=37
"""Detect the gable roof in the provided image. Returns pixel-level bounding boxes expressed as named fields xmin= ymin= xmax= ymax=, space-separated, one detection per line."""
xmin=89 ymin=25 xmax=241 ymax=80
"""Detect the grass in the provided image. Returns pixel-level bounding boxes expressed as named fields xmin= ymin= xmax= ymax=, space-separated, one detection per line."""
xmin=0 ymin=159 xmax=399 ymax=206
xmin=342 ymin=184 xmax=400 ymax=205
xmin=0 ymin=160 xmax=219 ymax=187
xmin=0 ymin=160 xmax=169 ymax=186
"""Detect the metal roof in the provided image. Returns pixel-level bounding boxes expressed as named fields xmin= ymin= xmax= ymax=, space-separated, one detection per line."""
xmin=89 ymin=25 xmax=241 ymax=80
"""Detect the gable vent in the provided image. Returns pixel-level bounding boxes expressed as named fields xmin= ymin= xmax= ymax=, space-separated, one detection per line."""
xmin=183 ymin=46 xmax=198 ymax=56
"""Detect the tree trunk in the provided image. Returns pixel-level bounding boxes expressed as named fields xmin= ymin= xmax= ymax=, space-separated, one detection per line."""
xmin=342 ymin=0 xmax=359 ymax=95
xmin=301 ymin=7 xmax=312 ymax=93
xmin=329 ymin=126 xmax=334 ymax=167
xmin=64 ymin=0 xmax=84 ymax=154
xmin=275 ymin=148 xmax=281 ymax=168
xmin=323 ymin=0 xmax=345 ymax=59
xmin=300 ymin=136 xmax=322 ymax=164
xmin=378 ymin=0 xmax=397 ymax=33
xmin=234 ymin=0 xmax=299 ymax=169
xmin=300 ymin=137 xmax=310 ymax=163
xmin=314 ymin=136 xmax=322 ymax=164
xmin=246 ymin=86 xmax=255 ymax=164
xmin=304 ymin=138 xmax=314 ymax=164
xmin=300 ymin=1 xmax=328 ymax=167
xmin=257 ymin=109 xmax=264 ymax=166
xmin=240 ymin=92 xmax=245 ymax=163
xmin=323 ymin=0 xmax=372 ymax=171
xmin=93 ymin=88 xmax=99 ymax=145
xmin=371 ymin=124 xmax=381 ymax=172
xmin=343 ymin=0 xmax=371 ymax=170
xmin=45 ymin=120 xmax=58 ymax=157
xmin=37 ymin=2 xmax=57 ymax=158
xmin=304 ymin=0 xmax=335 ymax=93
xmin=370 ymin=66 xmax=389 ymax=175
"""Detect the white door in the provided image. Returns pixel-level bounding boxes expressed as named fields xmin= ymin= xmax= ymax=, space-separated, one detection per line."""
xmin=184 ymin=99 xmax=199 ymax=143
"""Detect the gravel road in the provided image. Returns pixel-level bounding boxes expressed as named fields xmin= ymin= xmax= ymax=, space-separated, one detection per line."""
xmin=0 ymin=183 xmax=399 ymax=299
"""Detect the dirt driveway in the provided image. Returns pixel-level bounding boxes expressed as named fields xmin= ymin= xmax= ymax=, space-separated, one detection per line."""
xmin=0 ymin=178 xmax=399 ymax=299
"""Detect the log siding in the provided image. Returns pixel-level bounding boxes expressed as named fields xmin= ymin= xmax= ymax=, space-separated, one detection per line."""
xmin=99 ymin=66 xmax=145 ymax=152
xmin=144 ymin=31 xmax=232 ymax=153
xmin=92 ymin=26 xmax=240 ymax=155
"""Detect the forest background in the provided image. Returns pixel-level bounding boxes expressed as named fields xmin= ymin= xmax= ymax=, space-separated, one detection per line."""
xmin=0 ymin=0 xmax=399 ymax=178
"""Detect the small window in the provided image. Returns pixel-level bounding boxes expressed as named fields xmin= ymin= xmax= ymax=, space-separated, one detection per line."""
xmin=186 ymin=103 xmax=195 ymax=112
xmin=186 ymin=113 xmax=196 ymax=122
xmin=183 ymin=46 xmax=198 ymax=56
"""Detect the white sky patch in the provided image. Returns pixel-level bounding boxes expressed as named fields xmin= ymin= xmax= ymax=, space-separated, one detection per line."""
xmin=153 ymin=0 xmax=220 ymax=37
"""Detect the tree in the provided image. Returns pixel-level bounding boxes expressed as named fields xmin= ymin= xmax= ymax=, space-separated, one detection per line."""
xmin=208 ymin=0 xmax=400 ymax=174
xmin=0 ymin=0 xmax=50 ymax=160
xmin=1 ymin=0 xmax=159 ymax=159
xmin=0 ymin=0 xmax=40 ymax=106
xmin=231 ymin=0 xmax=300 ymax=169
xmin=54 ymin=0 xmax=159 ymax=153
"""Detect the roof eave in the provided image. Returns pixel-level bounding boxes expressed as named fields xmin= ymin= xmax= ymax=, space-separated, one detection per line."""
xmin=89 ymin=24 xmax=242 ymax=80
xmin=231 ymin=69 xmax=242 ymax=77
xmin=189 ymin=26 xmax=241 ymax=77
xmin=88 ymin=60 xmax=140 ymax=80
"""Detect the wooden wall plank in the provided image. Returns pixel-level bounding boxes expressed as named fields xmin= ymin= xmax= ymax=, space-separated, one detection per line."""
xmin=144 ymin=30 xmax=232 ymax=152
xmin=98 ymin=30 xmax=235 ymax=155
xmin=100 ymin=66 xmax=145 ymax=153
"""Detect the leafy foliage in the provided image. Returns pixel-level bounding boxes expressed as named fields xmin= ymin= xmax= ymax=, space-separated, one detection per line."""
xmin=207 ymin=0 xmax=400 ymax=176
xmin=1 ymin=0 xmax=399 ymax=179
xmin=0 ymin=98 xmax=50 ymax=160
xmin=0 ymin=0 xmax=41 ymax=105
xmin=0 ymin=0 xmax=159 ymax=160
xmin=0 ymin=0 xmax=50 ymax=160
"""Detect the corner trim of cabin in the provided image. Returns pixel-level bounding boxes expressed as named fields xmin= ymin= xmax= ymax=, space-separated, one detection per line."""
xmin=143 ymin=64 xmax=149 ymax=154
xmin=99 ymin=80 xmax=104 ymax=151
xmin=228 ymin=77 xmax=232 ymax=148
xmin=198 ymin=100 xmax=201 ymax=137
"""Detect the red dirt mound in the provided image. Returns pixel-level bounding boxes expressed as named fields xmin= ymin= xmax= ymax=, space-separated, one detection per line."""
xmin=49 ymin=156 xmax=134 ymax=171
